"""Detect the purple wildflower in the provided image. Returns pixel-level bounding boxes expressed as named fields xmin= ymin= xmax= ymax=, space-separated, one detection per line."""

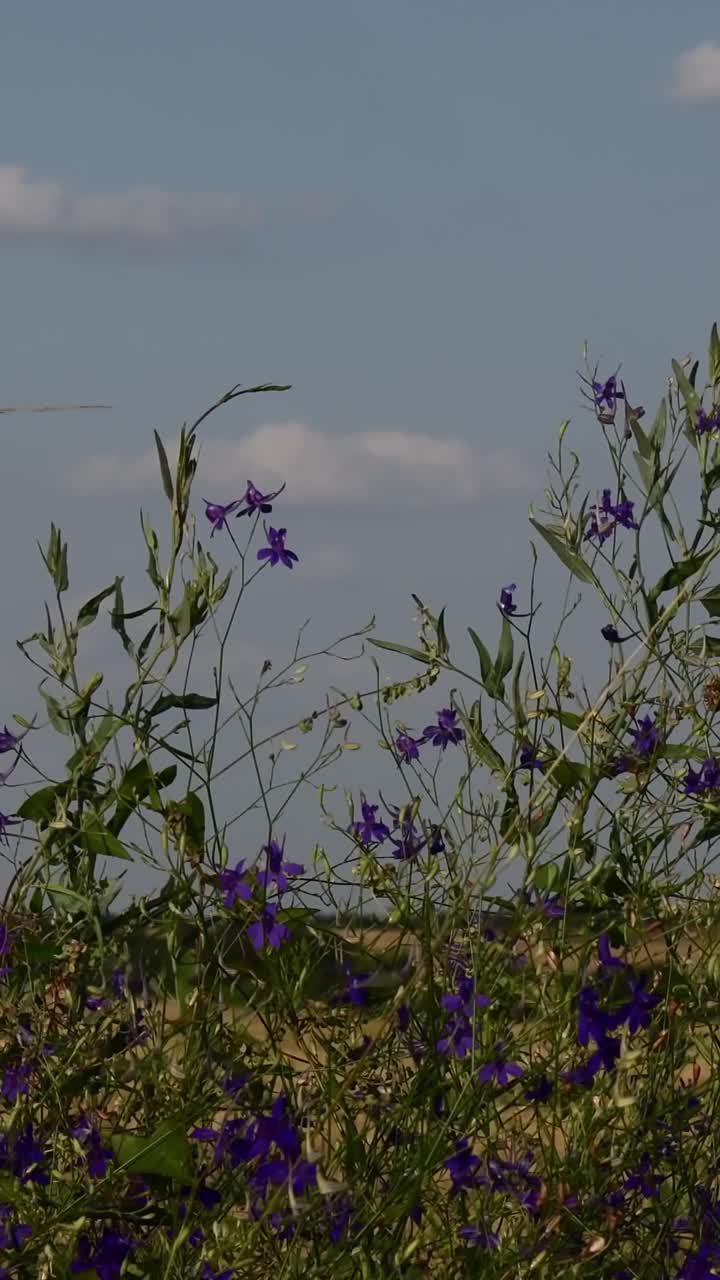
xmin=222 ymin=1072 xmax=249 ymax=1099
xmin=110 ymin=969 xmax=126 ymax=998
xmin=257 ymin=526 xmax=298 ymax=569
xmin=623 ymin=1151 xmax=663 ymax=1200
xmin=519 ymin=745 xmax=545 ymax=772
xmin=0 ymin=725 xmax=26 ymax=754
xmin=256 ymin=839 xmax=304 ymax=895
xmin=201 ymin=1265 xmax=235 ymax=1280
xmin=598 ymin=933 xmax=626 ymax=970
xmin=524 ymin=1075 xmax=553 ymax=1103
xmin=70 ymin=1227 xmax=135 ymax=1278
xmin=684 ymin=758 xmax=720 ymax=796
xmin=0 ymin=814 xmax=20 ymax=845
xmin=499 ymin=583 xmax=517 ymax=615
xmin=0 ymin=923 xmax=13 ymax=980
xmin=697 ymin=407 xmax=720 ymax=436
xmin=332 ymin=964 xmax=371 ymax=1008
xmin=246 ymin=903 xmax=290 ymax=953
xmin=389 ymin=814 xmax=424 ymax=861
xmin=395 ymin=731 xmax=421 ymax=762
xmin=353 ymin=795 xmax=390 ymax=845
xmin=631 ymin=715 xmax=660 ymax=756
xmin=422 ymin=708 xmax=465 ymax=750
xmin=219 ymin=860 xmax=254 ymax=908
xmin=540 ymin=894 xmax=565 ymax=918
xmin=0 ymin=1206 xmax=31 ymax=1252
xmin=602 ymin=623 xmax=622 ymax=643
xmin=585 ymin=488 xmax=638 ymax=543
xmin=445 ymin=1138 xmax=482 ymax=1194
xmin=1 ymin=1063 xmax=30 ymax=1104
xmin=236 ymin=480 xmax=282 ymax=517
xmin=203 ymin=499 xmax=243 ymax=536
xmin=458 ymin=1221 xmax=500 ymax=1249
xmin=593 ymin=375 xmax=623 ymax=413
xmin=620 ymin=973 xmax=661 ymax=1034
xmin=478 ymin=1042 xmax=524 ymax=1086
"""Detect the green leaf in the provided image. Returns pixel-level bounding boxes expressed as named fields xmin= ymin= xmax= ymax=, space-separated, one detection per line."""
xmin=108 ymin=761 xmax=177 ymax=836
xmin=464 ymin=721 xmax=505 ymax=774
xmin=80 ymin=817 xmax=133 ymax=861
xmin=700 ymin=586 xmax=720 ymax=618
xmin=110 ymin=578 xmax=133 ymax=655
xmin=111 ymin=1122 xmax=193 ymax=1182
xmin=710 ymin=322 xmax=720 ymax=386
xmin=17 ymin=784 xmax=62 ymax=823
xmin=154 ymin=430 xmax=174 ymax=503
xmin=436 ymin=608 xmax=449 ymax=659
xmin=38 ymin=683 xmax=72 ymax=736
xmin=368 ymin=639 xmax=432 ymax=664
xmin=149 ymin=691 xmax=218 ymax=717
xmin=628 ymin=416 xmax=653 ymax=461
xmin=511 ymin=653 xmax=527 ymax=730
xmin=529 ymin=518 xmax=597 ymax=586
xmin=672 ymin=358 xmax=700 ymax=441
xmin=76 ymin=583 xmax=118 ymax=631
xmin=649 ymin=549 xmax=716 ymax=601
xmin=45 ymin=883 xmax=93 ymax=914
xmin=494 ymin=615 xmax=514 ymax=685
xmin=649 ymin=398 xmax=667 ymax=452
xmin=468 ymin=628 xmax=493 ymax=685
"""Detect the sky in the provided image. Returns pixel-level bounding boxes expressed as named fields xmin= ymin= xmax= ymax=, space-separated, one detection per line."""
xmin=1 ymin=0 xmax=720 ymax=899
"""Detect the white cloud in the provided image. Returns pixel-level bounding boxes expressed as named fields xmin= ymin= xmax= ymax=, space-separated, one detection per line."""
xmin=0 ymin=165 xmax=328 ymax=242
xmin=671 ymin=43 xmax=720 ymax=102
xmin=64 ymin=421 xmax=538 ymax=506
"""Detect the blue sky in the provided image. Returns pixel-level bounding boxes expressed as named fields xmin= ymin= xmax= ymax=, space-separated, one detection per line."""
xmin=1 ymin=1 xmax=720 ymax=895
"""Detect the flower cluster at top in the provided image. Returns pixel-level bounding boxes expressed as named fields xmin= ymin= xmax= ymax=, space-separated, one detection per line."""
xmin=203 ymin=480 xmax=299 ymax=568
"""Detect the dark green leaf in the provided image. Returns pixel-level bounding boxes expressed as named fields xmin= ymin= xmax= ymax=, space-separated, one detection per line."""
xmin=80 ymin=817 xmax=133 ymax=861
xmin=436 ymin=608 xmax=449 ymax=659
xmin=76 ymin=582 xmax=118 ymax=631
xmin=108 ymin=761 xmax=177 ymax=836
xmin=17 ymin=785 xmax=62 ymax=823
xmin=154 ymin=430 xmax=174 ymax=503
xmin=110 ymin=578 xmax=133 ymax=655
xmin=649 ymin=549 xmax=716 ymax=601
xmin=149 ymin=692 xmax=218 ymax=717
xmin=700 ymin=586 xmax=720 ymax=618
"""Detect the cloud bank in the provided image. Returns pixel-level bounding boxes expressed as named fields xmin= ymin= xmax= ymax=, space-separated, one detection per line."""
xmin=671 ymin=43 xmax=720 ymax=102
xmin=65 ymin=421 xmax=539 ymax=507
xmin=0 ymin=166 xmax=329 ymax=242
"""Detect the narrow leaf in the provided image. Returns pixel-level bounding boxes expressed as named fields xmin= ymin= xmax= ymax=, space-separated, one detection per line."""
xmin=154 ymin=430 xmax=174 ymax=503
xmin=529 ymin=519 xmax=597 ymax=586
xmin=369 ymin=639 xmax=432 ymax=664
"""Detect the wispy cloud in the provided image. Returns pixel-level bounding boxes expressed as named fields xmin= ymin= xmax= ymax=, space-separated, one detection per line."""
xmin=0 ymin=165 xmax=331 ymax=243
xmin=671 ymin=43 xmax=720 ymax=102
xmin=64 ymin=420 xmax=538 ymax=506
